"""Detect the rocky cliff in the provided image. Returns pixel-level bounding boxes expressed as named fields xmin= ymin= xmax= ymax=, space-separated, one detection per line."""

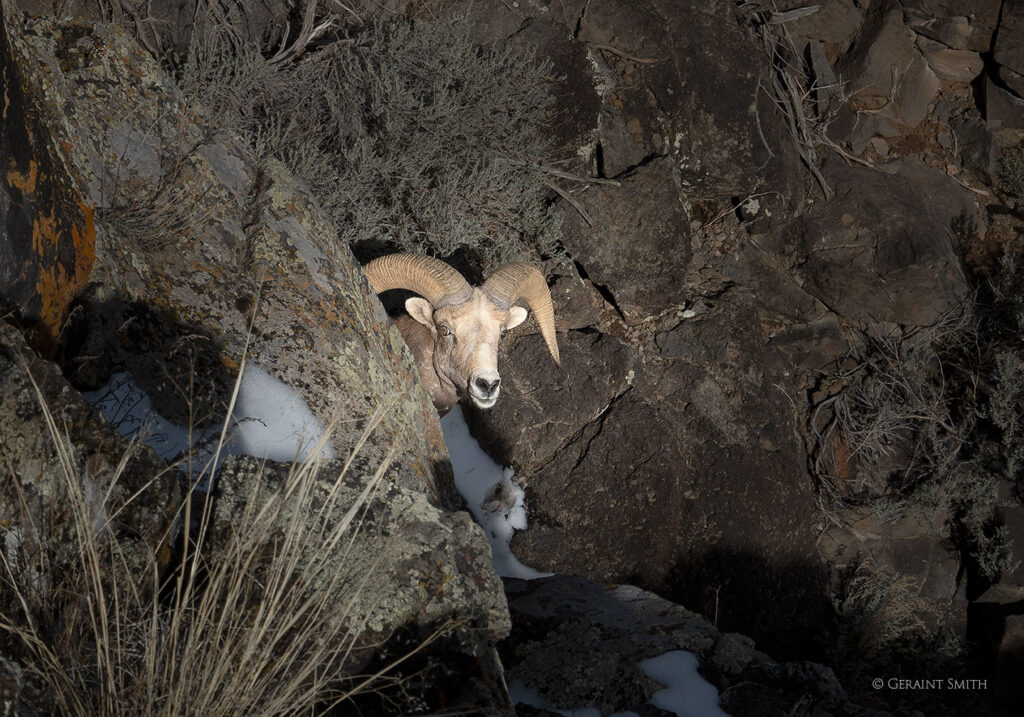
xmin=2 ymin=0 xmax=1024 ymax=715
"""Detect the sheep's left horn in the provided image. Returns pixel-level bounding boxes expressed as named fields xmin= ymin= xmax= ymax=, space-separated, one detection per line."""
xmin=363 ymin=253 xmax=473 ymax=307
xmin=483 ymin=263 xmax=560 ymax=366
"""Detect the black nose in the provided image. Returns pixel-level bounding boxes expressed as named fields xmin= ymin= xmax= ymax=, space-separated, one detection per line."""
xmin=475 ymin=377 xmax=500 ymax=395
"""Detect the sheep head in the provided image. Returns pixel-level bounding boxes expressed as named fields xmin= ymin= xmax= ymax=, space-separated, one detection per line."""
xmin=364 ymin=253 xmax=560 ymax=411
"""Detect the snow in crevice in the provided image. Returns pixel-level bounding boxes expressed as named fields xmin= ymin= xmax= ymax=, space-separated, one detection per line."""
xmin=440 ymin=404 xmax=551 ymax=580
xmin=225 ymin=364 xmax=335 ymax=463
xmin=84 ymin=364 xmax=334 ymax=481
xmin=639 ymin=651 xmax=730 ymax=717
xmin=508 ymin=650 xmax=730 ymax=717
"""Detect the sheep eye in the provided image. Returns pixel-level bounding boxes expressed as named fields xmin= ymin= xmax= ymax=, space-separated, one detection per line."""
xmin=439 ymin=325 xmax=452 ymax=337
xmin=500 ymin=326 xmax=508 ymax=337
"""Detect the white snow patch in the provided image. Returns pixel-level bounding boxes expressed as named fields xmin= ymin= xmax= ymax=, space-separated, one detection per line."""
xmin=228 ymin=364 xmax=334 ymax=462
xmin=440 ymin=405 xmax=551 ymax=579
xmin=85 ymin=364 xmax=333 ymax=474
xmin=85 ymin=372 xmax=213 ymax=462
xmin=639 ymin=651 xmax=730 ymax=717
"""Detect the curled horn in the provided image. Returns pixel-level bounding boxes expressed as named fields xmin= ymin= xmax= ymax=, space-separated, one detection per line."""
xmin=483 ymin=263 xmax=560 ymax=366
xmin=363 ymin=253 xmax=473 ymax=307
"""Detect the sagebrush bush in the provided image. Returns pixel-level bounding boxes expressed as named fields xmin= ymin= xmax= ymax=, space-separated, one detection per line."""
xmin=829 ymin=560 xmax=973 ymax=714
xmin=1000 ymin=145 xmax=1024 ymax=204
xmin=178 ymin=18 xmax=560 ymax=264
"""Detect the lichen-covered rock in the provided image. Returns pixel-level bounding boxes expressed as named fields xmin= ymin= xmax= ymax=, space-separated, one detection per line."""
xmin=0 ymin=650 xmax=50 ymax=717
xmin=210 ymin=454 xmax=512 ymax=710
xmin=0 ymin=7 xmax=449 ymax=499
xmin=0 ymin=319 xmax=180 ymax=619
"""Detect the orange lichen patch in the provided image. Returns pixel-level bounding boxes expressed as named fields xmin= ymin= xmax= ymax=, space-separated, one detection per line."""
xmin=31 ymin=192 xmax=96 ymax=347
xmin=221 ymin=354 xmax=240 ymax=371
xmin=832 ymin=432 xmax=853 ymax=493
xmin=318 ymin=299 xmax=341 ymax=324
xmin=6 ymin=158 xmax=38 ymax=192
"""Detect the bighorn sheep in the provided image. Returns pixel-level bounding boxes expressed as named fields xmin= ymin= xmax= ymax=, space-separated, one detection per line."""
xmin=364 ymin=253 xmax=560 ymax=412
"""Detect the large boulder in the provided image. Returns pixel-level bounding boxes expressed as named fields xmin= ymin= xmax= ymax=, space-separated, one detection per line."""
xmin=902 ymin=0 xmax=1002 ymax=52
xmin=0 ymin=7 xmax=449 ymax=498
xmin=210 ymin=454 xmax=512 ymax=712
xmin=0 ymin=320 xmax=180 ymax=615
xmin=791 ymin=159 xmax=973 ymax=329
xmin=839 ymin=0 xmax=938 ymax=130
xmin=0 ymin=7 xmax=512 ymax=712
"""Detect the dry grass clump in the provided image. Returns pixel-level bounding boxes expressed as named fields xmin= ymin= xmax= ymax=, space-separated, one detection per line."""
xmin=177 ymin=16 xmax=560 ymax=263
xmin=0 ymin=364 xmax=418 ymax=715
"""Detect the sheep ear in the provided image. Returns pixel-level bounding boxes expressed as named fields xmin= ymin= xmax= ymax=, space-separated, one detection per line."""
xmin=405 ymin=297 xmax=435 ymax=328
xmin=507 ymin=306 xmax=529 ymax=330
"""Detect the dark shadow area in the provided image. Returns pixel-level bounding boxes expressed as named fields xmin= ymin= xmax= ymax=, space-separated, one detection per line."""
xmin=59 ymin=291 xmax=237 ymax=432
xmin=326 ymin=620 xmax=503 ymax=717
xmin=967 ymin=598 xmax=1024 ymax=710
xmin=663 ymin=548 xmax=832 ymax=664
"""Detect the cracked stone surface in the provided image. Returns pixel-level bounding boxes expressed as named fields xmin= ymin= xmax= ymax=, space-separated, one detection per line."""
xmin=791 ymin=158 xmax=972 ymax=329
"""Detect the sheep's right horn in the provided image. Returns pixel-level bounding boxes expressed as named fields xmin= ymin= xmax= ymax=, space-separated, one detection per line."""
xmin=483 ymin=263 xmax=560 ymax=366
xmin=363 ymin=253 xmax=473 ymax=307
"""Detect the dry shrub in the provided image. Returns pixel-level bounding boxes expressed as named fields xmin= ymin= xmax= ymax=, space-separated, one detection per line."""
xmin=0 ymin=364 xmax=429 ymax=715
xmin=177 ymin=16 xmax=560 ymax=263
xmin=810 ymin=305 xmax=1014 ymax=582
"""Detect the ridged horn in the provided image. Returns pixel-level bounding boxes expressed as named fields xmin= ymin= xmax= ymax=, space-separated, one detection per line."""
xmin=363 ymin=253 xmax=473 ymax=307
xmin=483 ymin=263 xmax=560 ymax=366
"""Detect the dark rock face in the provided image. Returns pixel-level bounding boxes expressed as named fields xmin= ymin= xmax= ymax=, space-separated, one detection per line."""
xmin=994 ymin=1 xmax=1024 ymax=80
xmin=792 ymin=159 xmax=972 ymax=329
xmin=575 ymin=0 xmax=773 ymax=195
xmin=560 ymin=159 xmax=691 ymax=325
xmin=503 ymin=575 xmax=881 ymax=717
xmin=457 ymin=0 xmax=997 ymax=669
xmin=476 ymin=293 xmax=830 ymax=658
xmin=454 ymin=0 xmax=801 ymax=213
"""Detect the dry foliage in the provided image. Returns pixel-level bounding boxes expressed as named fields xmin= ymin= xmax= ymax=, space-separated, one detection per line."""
xmin=176 ymin=15 xmax=560 ymax=263
xmin=0 ymin=362 xmax=437 ymax=715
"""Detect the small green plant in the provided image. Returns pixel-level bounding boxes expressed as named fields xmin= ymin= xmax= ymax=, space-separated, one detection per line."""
xmin=177 ymin=17 xmax=560 ymax=265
